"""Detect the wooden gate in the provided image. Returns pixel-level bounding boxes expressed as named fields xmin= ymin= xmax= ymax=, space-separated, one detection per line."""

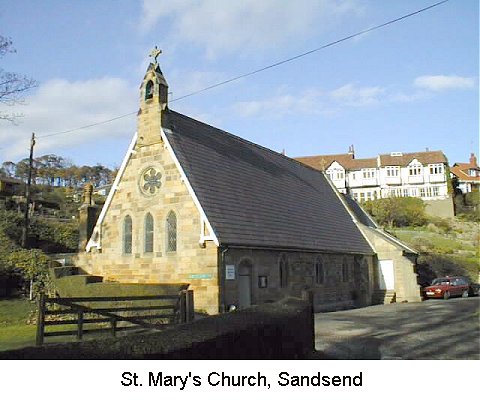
xmin=36 ymin=290 xmax=194 ymax=345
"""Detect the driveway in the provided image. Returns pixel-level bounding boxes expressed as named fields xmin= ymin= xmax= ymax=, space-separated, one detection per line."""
xmin=314 ymin=297 xmax=480 ymax=359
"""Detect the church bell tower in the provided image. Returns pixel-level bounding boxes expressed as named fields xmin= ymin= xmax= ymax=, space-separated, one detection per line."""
xmin=137 ymin=46 xmax=168 ymax=146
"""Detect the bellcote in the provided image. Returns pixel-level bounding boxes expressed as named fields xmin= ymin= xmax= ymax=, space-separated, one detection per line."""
xmin=140 ymin=48 xmax=169 ymax=110
xmin=137 ymin=47 xmax=168 ymax=146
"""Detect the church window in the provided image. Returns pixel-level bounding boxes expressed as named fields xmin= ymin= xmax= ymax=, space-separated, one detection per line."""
xmin=166 ymin=211 xmax=177 ymax=252
xmin=145 ymin=80 xmax=154 ymax=100
xmin=279 ymin=254 xmax=289 ymax=288
xmin=342 ymin=258 xmax=349 ymax=282
xmin=123 ymin=215 xmax=133 ymax=254
xmin=144 ymin=213 xmax=154 ymax=253
xmin=315 ymin=257 xmax=325 ymax=285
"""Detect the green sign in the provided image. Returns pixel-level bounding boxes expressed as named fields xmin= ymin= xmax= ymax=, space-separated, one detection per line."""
xmin=189 ymin=273 xmax=213 ymax=280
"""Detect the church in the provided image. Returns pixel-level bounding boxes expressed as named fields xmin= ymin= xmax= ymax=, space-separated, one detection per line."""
xmin=74 ymin=49 xmax=422 ymax=315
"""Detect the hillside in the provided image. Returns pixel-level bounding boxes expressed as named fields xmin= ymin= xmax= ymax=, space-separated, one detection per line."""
xmin=391 ymin=219 xmax=479 ymax=284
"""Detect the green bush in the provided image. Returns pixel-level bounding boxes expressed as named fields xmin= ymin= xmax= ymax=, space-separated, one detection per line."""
xmin=417 ymin=253 xmax=478 ymax=284
xmin=30 ymin=217 xmax=79 ymax=252
xmin=0 ymin=210 xmax=64 ymax=297
xmin=5 ymin=249 xmax=52 ymax=296
xmin=426 ymin=216 xmax=453 ymax=233
xmin=363 ymin=197 xmax=428 ymax=228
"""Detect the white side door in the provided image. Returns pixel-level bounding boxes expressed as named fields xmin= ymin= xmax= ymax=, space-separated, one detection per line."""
xmin=378 ymin=260 xmax=395 ymax=290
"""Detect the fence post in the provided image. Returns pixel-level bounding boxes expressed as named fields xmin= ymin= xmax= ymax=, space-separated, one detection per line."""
xmin=111 ymin=317 xmax=117 ymax=337
xmin=179 ymin=290 xmax=187 ymax=323
xmin=36 ymin=293 xmax=46 ymax=346
xmin=77 ymin=311 xmax=84 ymax=340
xmin=185 ymin=290 xmax=194 ymax=322
xmin=301 ymin=289 xmax=315 ymax=353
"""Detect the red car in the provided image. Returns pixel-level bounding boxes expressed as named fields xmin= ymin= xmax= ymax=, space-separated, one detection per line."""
xmin=423 ymin=276 xmax=470 ymax=300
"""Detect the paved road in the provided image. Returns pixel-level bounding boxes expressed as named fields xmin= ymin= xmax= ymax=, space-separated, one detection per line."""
xmin=314 ymin=297 xmax=480 ymax=359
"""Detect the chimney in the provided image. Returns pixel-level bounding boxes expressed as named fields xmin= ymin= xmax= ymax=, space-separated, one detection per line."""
xmin=470 ymin=153 xmax=477 ymax=167
xmin=78 ymin=183 xmax=99 ymax=250
xmin=348 ymin=144 xmax=355 ymax=158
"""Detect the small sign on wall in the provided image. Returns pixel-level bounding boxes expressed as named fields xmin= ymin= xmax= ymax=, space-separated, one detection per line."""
xmin=225 ymin=264 xmax=235 ymax=280
xmin=258 ymin=276 xmax=268 ymax=288
xmin=189 ymin=273 xmax=213 ymax=280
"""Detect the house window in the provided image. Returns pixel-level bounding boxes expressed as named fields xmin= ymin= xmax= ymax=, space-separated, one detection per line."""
xmin=144 ymin=213 xmax=154 ymax=253
xmin=166 ymin=211 xmax=177 ymax=252
xmin=432 ymin=186 xmax=439 ymax=197
xmin=342 ymin=258 xmax=349 ymax=282
xmin=429 ymin=164 xmax=443 ymax=175
xmin=279 ymin=255 xmax=289 ymax=288
xmin=420 ymin=188 xmax=426 ymax=197
xmin=328 ymin=169 xmax=344 ymax=180
xmin=386 ymin=166 xmax=399 ymax=177
xmin=145 ymin=80 xmax=154 ymax=100
xmin=362 ymin=169 xmax=375 ymax=179
xmin=409 ymin=164 xmax=422 ymax=176
xmin=315 ymin=257 xmax=325 ymax=285
xmin=123 ymin=215 xmax=133 ymax=254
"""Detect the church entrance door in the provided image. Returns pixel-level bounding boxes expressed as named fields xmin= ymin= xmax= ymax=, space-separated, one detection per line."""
xmin=238 ymin=260 xmax=253 ymax=308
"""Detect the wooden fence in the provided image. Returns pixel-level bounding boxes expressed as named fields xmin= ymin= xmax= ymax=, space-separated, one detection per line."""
xmin=36 ymin=290 xmax=194 ymax=346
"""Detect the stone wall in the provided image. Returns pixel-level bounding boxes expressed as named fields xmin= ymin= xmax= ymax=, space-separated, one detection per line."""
xmin=222 ymin=248 xmax=374 ymax=312
xmin=360 ymin=226 xmax=422 ymax=303
xmin=74 ymin=140 xmax=219 ymax=315
xmin=424 ymin=198 xmax=455 ymax=218
xmin=0 ymin=297 xmax=314 ymax=360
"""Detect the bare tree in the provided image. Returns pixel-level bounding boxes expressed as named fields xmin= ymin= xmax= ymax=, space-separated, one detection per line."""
xmin=0 ymin=35 xmax=37 ymax=122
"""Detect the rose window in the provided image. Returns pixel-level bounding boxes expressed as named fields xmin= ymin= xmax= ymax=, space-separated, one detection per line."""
xmin=140 ymin=167 xmax=162 ymax=195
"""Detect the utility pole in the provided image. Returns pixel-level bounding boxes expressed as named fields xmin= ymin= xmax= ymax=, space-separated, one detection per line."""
xmin=21 ymin=132 xmax=35 ymax=248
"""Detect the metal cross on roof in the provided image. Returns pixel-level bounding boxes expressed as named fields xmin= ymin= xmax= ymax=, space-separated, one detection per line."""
xmin=149 ymin=46 xmax=162 ymax=64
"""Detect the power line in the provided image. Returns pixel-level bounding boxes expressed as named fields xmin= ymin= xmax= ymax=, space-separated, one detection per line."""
xmin=37 ymin=0 xmax=449 ymax=139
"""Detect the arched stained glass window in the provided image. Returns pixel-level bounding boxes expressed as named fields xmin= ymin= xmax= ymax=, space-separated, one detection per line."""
xmin=144 ymin=213 xmax=154 ymax=253
xmin=342 ymin=258 xmax=349 ymax=282
xmin=123 ymin=215 xmax=132 ymax=254
xmin=315 ymin=257 xmax=325 ymax=285
xmin=166 ymin=211 xmax=177 ymax=252
xmin=279 ymin=254 xmax=289 ymax=289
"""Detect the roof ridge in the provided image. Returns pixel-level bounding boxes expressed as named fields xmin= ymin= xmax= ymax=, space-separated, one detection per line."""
xmin=167 ymin=108 xmax=332 ymax=174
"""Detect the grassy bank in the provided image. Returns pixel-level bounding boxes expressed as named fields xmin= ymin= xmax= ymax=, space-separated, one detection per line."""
xmin=391 ymin=220 xmax=479 ymax=283
xmin=0 ymin=298 xmax=37 ymax=351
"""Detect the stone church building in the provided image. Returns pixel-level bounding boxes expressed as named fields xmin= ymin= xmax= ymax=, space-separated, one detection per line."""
xmin=74 ymin=51 xmax=422 ymax=315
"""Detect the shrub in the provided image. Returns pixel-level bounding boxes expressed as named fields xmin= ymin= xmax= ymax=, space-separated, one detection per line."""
xmin=363 ymin=197 xmax=428 ymax=228
xmin=6 ymin=249 xmax=52 ymax=296
xmin=426 ymin=216 xmax=453 ymax=234
xmin=417 ymin=253 xmax=478 ymax=284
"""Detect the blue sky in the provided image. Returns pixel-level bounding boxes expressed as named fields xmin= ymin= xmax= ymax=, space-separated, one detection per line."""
xmin=0 ymin=0 xmax=478 ymax=168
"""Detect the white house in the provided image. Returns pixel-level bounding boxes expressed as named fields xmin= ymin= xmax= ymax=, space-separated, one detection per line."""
xmin=296 ymin=148 xmax=453 ymax=217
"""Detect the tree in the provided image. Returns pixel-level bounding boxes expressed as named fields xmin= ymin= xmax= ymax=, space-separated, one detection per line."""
xmin=0 ymin=35 xmax=37 ymax=122
xmin=363 ymin=197 xmax=428 ymax=228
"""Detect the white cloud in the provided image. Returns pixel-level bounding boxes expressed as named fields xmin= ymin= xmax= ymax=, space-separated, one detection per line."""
xmin=234 ymin=89 xmax=324 ymax=118
xmin=0 ymin=77 xmax=137 ymax=161
xmin=141 ymin=0 xmax=362 ymax=58
xmin=233 ymin=83 xmax=386 ymax=117
xmin=414 ymin=75 xmax=476 ymax=91
xmin=330 ymin=83 xmax=385 ymax=106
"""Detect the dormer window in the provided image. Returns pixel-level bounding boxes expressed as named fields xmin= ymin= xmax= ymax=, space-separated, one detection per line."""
xmin=409 ymin=162 xmax=422 ymax=176
xmin=145 ymin=80 xmax=154 ymax=100
xmin=429 ymin=164 xmax=443 ymax=175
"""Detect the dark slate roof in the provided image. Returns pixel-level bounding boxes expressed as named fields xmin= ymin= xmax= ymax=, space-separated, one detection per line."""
xmin=162 ymin=109 xmax=374 ymax=255
xmin=341 ymin=194 xmax=378 ymax=229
